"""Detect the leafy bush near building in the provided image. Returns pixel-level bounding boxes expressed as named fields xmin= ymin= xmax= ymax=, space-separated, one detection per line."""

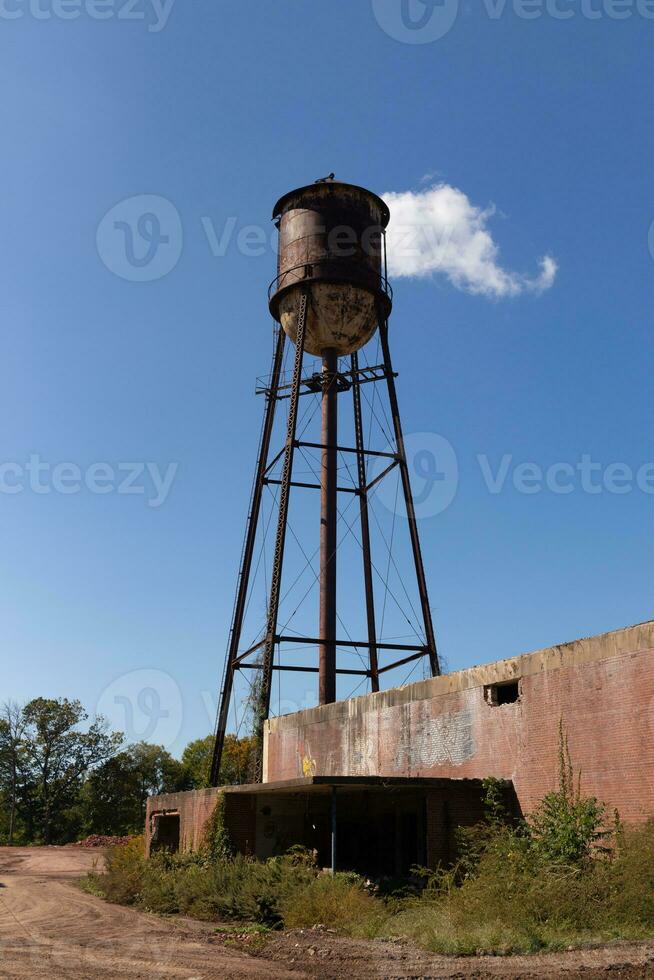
xmin=389 ymin=816 xmax=654 ymax=954
xmin=388 ymin=735 xmax=654 ymax=954
xmin=280 ymin=872 xmax=385 ymax=937
xmin=89 ymin=836 xmax=364 ymax=928
xmin=85 ymin=735 xmax=654 ymax=955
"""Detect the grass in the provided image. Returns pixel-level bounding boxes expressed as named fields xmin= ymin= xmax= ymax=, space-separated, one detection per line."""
xmin=385 ymin=814 xmax=654 ymax=955
xmin=280 ymin=872 xmax=386 ymax=938
xmin=86 ymin=781 xmax=654 ymax=956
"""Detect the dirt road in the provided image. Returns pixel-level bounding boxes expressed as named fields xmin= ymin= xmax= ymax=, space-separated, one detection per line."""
xmin=0 ymin=847 xmax=298 ymax=979
xmin=1 ymin=846 xmax=654 ymax=979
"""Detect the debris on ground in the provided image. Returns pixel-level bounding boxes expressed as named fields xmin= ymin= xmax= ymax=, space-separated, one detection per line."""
xmin=70 ymin=834 xmax=131 ymax=848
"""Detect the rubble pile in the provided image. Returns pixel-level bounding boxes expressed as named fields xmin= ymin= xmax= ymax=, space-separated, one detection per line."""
xmin=72 ymin=835 xmax=131 ymax=848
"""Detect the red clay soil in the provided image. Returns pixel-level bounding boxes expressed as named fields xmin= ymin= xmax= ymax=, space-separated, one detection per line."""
xmin=1 ymin=846 xmax=653 ymax=979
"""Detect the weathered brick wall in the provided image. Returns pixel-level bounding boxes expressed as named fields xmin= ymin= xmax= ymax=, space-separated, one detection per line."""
xmin=425 ymin=784 xmax=487 ymax=867
xmin=145 ymin=787 xmax=222 ymax=855
xmin=224 ymin=793 xmax=256 ymax=856
xmin=146 ymin=787 xmax=258 ymax=857
xmin=264 ymin=622 xmax=654 ymax=824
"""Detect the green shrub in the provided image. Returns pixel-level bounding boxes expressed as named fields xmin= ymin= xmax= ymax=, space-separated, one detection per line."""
xmin=527 ymin=723 xmax=611 ymax=866
xmin=389 ymin=815 xmax=654 ymax=954
xmin=129 ymin=848 xmax=318 ymax=925
xmin=85 ymin=724 xmax=654 ymax=957
xmin=99 ymin=835 xmax=146 ymax=905
xmin=89 ymin=821 xmax=654 ymax=955
xmin=202 ymin=795 xmax=233 ymax=862
xmin=281 ymin=873 xmax=387 ymax=938
xmin=388 ymin=727 xmax=654 ymax=955
xmin=603 ymin=820 xmax=654 ymax=932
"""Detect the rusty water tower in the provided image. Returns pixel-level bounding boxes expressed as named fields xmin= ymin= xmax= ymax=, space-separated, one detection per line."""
xmin=211 ymin=179 xmax=439 ymax=785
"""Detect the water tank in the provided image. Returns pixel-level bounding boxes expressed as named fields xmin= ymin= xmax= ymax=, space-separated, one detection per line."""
xmin=269 ymin=181 xmax=392 ymax=357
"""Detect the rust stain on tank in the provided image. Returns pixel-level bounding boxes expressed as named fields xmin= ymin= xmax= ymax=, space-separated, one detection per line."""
xmin=269 ymin=181 xmax=392 ymax=357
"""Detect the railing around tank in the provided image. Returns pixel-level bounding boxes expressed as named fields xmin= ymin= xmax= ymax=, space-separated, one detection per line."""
xmin=268 ymin=261 xmax=393 ymax=305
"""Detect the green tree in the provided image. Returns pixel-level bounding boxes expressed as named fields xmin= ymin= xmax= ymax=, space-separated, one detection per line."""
xmin=22 ymin=698 xmax=123 ymax=844
xmin=128 ymin=741 xmax=188 ymax=807
xmin=181 ymin=734 xmax=214 ymax=788
xmin=220 ymin=734 xmax=257 ymax=785
xmin=0 ymin=701 xmax=27 ymax=844
xmin=182 ymin=733 xmax=256 ymax=788
xmin=82 ymin=742 xmax=187 ymax=836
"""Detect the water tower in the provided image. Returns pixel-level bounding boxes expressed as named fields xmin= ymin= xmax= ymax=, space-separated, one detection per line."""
xmin=211 ymin=179 xmax=439 ymax=784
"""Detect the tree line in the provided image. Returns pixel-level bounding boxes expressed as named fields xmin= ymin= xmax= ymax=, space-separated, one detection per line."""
xmin=0 ymin=698 xmax=254 ymax=845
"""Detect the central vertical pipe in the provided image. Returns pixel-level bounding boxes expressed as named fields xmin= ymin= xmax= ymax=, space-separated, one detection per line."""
xmin=319 ymin=347 xmax=338 ymax=705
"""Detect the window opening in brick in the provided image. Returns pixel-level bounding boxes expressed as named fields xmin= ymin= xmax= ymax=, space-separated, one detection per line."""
xmin=484 ymin=680 xmax=520 ymax=706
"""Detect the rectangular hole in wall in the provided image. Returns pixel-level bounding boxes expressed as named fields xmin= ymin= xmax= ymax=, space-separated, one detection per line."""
xmin=484 ymin=680 xmax=521 ymax=706
xmin=151 ymin=813 xmax=180 ymax=853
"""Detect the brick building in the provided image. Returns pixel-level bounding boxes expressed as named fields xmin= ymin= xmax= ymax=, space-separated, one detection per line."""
xmin=146 ymin=620 xmax=654 ymax=872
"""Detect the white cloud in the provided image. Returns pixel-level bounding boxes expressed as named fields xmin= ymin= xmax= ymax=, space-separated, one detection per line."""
xmin=382 ymin=184 xmax=557 ymax=299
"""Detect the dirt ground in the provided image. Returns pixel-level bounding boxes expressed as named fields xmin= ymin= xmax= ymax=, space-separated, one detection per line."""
xmin=1 ymin=847 xmax=654 ymax=980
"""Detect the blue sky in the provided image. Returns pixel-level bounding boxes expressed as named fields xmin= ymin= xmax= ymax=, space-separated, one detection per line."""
xmin=1 ymin=0 xmax=653 ymax=756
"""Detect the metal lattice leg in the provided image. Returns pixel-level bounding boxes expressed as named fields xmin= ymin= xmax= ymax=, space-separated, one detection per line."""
xmin=254 ymin=288 xmax=309 ymax=773
xmin=351 ymin=350 xmax=379 ymax=691
xmin=378 ymin=319 xmax=440 ymax=677
xmin=210 ymin=326 xmax=287 ymax=786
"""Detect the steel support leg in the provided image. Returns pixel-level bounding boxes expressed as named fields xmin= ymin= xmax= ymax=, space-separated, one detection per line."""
xmin=211 ymin=326 xmax=287 ymax=786
xmin=351 ymin=351 xmax=379 ymax=692
xmin=319 ymin=347 xmax=338 ymax=705
xmin=378 ymin=319 xmax=440 ymax=677
xmin=254 ymin=288 xmax=309 ymax=768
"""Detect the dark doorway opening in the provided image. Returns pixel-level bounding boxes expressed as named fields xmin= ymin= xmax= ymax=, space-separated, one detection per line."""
xmin=151 ymin=813 xmax=180 ymax=853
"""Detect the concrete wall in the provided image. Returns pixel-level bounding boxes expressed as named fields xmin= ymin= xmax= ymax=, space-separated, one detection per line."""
xmin=264 ymin=621 xmax=654 ymax=824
